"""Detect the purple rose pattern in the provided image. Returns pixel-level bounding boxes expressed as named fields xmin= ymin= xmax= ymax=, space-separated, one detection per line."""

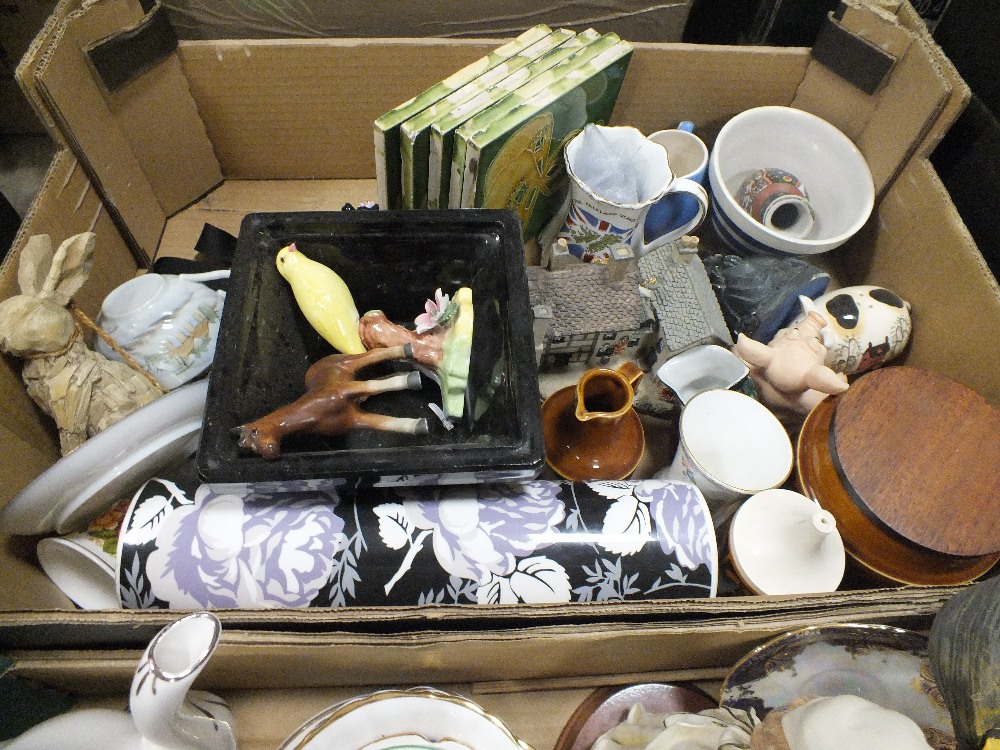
xmin=376 ymin=481 xmax=570 ymax=604
xmin=144 ymin=486 xmax=345 ymax=608
xmin=121 ymin=479 xmax=716 ymax=608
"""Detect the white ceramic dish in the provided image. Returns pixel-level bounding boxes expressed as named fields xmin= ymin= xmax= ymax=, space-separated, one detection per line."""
xmin=708 ymin=106 xmax=874 ymax=255
xmin=36 ymin=534 xmax=119 ymax=609
xmin=655 ymin=344 xmax=749 ymax=403
xmin=0 ymin=379 xmax=208 ymax=535
xmin=278 ymin=687 xmax=532 ymax=750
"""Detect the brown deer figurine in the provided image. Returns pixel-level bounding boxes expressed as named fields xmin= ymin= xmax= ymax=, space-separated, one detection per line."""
xmin=236 ymin=344 xmax=427 ymax=459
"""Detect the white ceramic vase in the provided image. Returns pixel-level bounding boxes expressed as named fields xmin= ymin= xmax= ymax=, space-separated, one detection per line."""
xmin=96 ymin=272 xmax=227 ymax=390
xmin=1 ymin=612 xmax=236 ymax=750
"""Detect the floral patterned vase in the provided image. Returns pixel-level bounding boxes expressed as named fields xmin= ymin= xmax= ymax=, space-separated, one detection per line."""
xmin=116 ymin=459 xmax=718 ymax=608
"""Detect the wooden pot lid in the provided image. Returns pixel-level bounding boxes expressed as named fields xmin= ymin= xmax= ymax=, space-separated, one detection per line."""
xmin=831 ymin=366 xmax=1000 ymax=557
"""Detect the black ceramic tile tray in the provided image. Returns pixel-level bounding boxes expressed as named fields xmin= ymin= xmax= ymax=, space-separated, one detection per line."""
xmin=198 ymin=209 xmax=544 ymax=490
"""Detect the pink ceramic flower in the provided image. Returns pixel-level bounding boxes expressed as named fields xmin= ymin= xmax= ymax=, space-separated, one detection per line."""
xmin=414 ymin=288 xmax=451 ymax=333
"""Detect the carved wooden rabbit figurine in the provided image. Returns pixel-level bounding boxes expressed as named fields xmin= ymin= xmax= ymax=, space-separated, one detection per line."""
xmin=0 ymin=233 xmax=161 ymax=454
xmin=733 ymin=309 xmax=849 ymax=423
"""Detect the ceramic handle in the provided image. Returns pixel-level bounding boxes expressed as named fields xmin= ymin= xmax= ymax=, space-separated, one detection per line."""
xmin=632 ymin=177 xmax=708 ymax=257
xmin=177 ymin=270 xmax=231 ymax=283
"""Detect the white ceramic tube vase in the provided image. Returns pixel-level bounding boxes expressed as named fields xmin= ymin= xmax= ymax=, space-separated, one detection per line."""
xmin=1 ymin=612 xmax=235 ymax=750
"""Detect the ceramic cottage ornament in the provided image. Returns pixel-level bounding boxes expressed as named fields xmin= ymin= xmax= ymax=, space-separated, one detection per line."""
xmin=359 ymin=286 xmax=474 ymax=419
xmin=0 ymin=233 xmax=161 ymax=454
xmin=3 ymin=611 xmax=236 ymax=750
xmin=276 ymin=243 xmax=366 ymax=354
xmin=733 ymin=308 xmax=848 ymax=422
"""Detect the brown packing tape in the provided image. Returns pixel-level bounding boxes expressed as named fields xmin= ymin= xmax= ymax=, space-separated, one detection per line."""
xmin=30 ymin=0 xmax=221 ymax=262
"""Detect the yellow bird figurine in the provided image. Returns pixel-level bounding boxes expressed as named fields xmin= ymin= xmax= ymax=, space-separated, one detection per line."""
xmin=276 ymin=243 xmax=366 ymax=354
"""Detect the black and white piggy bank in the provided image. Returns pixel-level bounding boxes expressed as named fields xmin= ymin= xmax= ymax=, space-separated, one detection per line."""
xmin=796 ymin=285 xmax=911 ymax=375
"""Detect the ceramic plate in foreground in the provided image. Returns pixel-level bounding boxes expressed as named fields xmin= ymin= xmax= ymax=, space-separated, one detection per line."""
xmin=277 ymin=687 xmax=532 ymax=750
xmin=0 ymin=379 xmax=207 ymax=535
xmin=720 ymin=623 xmax=955 ymax=750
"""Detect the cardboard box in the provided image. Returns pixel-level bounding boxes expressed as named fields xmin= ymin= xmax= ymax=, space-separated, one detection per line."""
xmin=0 ymin=1 xmax=997 ymax=731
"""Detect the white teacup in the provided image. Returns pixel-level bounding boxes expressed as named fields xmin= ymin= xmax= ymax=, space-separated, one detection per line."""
xmin=556 ymin=124 xmax=708 ymax=262
xmin=654 ymin=388 xmax=793 ymax=525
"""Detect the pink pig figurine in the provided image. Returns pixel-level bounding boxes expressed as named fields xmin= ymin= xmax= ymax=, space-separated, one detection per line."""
xmin=733 ymin=307 xmax=849 ymax=423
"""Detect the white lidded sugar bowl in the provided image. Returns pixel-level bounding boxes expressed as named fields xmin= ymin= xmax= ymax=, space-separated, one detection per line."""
xmin=96 ymin=271 xmax=228 ymax=390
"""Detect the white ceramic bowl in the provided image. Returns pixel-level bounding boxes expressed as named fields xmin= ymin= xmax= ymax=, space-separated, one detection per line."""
xmin=277 ymin=687 xmax=532 ymax=750
xmin=708 ymin=106 xmax=874 ymax=255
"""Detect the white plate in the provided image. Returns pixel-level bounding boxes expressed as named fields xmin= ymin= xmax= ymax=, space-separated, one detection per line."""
xmin=278 ymin=688 xmax=531 ymax=750
xmin=0 ymin=379 xmax=208 ymax=535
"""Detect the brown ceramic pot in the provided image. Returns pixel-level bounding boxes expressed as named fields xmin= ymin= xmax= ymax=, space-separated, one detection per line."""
xmin=796 ymin=392 xmax=999 ymax=587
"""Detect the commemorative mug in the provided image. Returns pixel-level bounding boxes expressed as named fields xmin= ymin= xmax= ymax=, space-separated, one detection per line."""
xmin=557 ymin=124 xmax=708 ymax=262
xmin=654 ymin=388 xmax=794 ymax=526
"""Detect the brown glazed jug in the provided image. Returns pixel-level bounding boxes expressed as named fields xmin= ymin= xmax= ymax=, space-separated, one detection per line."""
xmin=541 ymin=361 xmax=645 ymax=480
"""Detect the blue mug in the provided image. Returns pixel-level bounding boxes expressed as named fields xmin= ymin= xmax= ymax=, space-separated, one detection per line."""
xmin=643 ymin=121 xmax=710 ymax=248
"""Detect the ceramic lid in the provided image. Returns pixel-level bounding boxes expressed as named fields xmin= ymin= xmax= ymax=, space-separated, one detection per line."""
xmin=830 ymin=366 xmax=1000 ymax=557
xmin=728 ymin=488 xmax=845 ymax=595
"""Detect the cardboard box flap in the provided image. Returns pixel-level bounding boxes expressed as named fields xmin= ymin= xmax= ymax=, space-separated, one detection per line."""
xmin=13 ymin=0 xmax=84 ymax=144
xmin=85 ymin=0 xmax=178 ymax=91
xmin=0 ymin=150 xmax=142 ymax=471
xmin=894 ymin=0 xmax=971 ymax=159
xmin=843 ymin=157 xmax=1000 ymax=404
xmin=28 ymin=0 xmax=222 ymax=262
xmin=3 ymin=587 xmax=954 ymax=690
xmin=0 ymin=584 xmax=960 ymax=651
xmin=792 ymin=0 xmax=955 ymax=196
